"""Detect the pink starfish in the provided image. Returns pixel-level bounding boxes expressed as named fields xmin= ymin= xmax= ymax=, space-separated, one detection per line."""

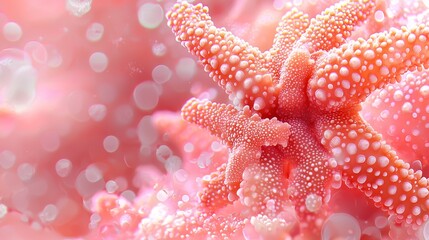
xmin=165 ymin=0 xmax=429 ymax=236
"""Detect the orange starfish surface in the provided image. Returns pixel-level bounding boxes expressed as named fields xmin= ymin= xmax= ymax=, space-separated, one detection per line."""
xmin=118 ymin=0 xmax=429 ymax=239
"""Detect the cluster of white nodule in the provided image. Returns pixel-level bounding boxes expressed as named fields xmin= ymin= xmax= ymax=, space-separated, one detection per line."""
xmin=0 ymin=48 xmax=38 ymax=112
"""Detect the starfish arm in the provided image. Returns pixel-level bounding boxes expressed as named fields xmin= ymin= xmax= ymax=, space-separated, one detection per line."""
xmin=309 ymin=24 xmax=429 ymax=112
xmin=361 ymin=70 xmax=429 ymax=163
xmin=268 ymin=8 xmax=310 ymax=82
xmin=181 ymin=98 xmax=291 ymax=183
xmin=295 ymin=0 xmax=375 ymax=53
xmin=317 ymin=110 xmax=429 ymax=225
xmin=285 ymin=120 xmax=332 ymax=224
xmin=199 ymin=163 xmax=240 ymax=212
xmin=167 ymin=2 xmax=278 ymax=114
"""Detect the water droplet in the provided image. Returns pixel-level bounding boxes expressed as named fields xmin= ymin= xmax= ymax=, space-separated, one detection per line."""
xmin=86 ymin=22 xmax=104 ymax=42
xmin=121 ymin=190 xmax=135 ymax=202
xmin=138 ymin=3 xmax=164 ymax=29
xmin=174 ymin=169 xmax=188 ymax=182
xmin=322 ymin=213 xmax=361 ymax=240
xmin=89 ymin=52 xmax=108 ymax=73
xmin=66 ymin=0 xmax=93 ymax=17
xmin=103 ymin=135 xmax=120 ymax=153
xmin=56 ymin=158 xmax=72 ymax=177
xmin=3 ymin=22 xmax=22 ymax=42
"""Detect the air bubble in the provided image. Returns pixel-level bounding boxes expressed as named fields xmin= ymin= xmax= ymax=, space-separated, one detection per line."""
xmin=423 ymin=220 xmax=429 ymax=239
xmin=152 ymin=43 xmax=167 ymax=57
xmin=88 ymin=104 xmax=107 ymax=121
xmin=305 ymin=194 xmax=323 ymax=212
xmin=86 ymin=22 xmax=104 ymax=42
xmin=165 ymin=156 xmax=182 ymax=173
xmin=54 ymin=160 xmax=72 ymax=179
xmin=152 ymin=65 xmax=172 ymax=84
xmin=174 ymin=169 xmax=188 ymax=182
xmin=0 ymin=150 xmax=16 ymax=170
xmin=137 ymin=116 xmax=158 ymax=146
xmin=3 ymin=22 xmax=22 ymax=42
xmin=374 ymin=10 xmax=385 ymax=23
xmin=133 ymin=81 xmax=160 ymax=111
xmin=322 ymin=213 xmax=361 ymax=240
xmin=121 ymin=190 xmax=135 ymax=202
xmin=138 ymin=3 xmax=164 ymax=29
xmin=156 ymin=189 xmax=169 ymax=202
xmin=0 ymin=204 xmax=7 ymax=218
xmin=67 ymin=0 xmax=93 ymax=17
xmin=156 ymin=145 xmax=172 ymax=162
xmin=106 ymin=180 xmax=119 ymax=193
xmin=17 ymin=163 xmax=35 ymax=181
xmin=24 ymin=41 xmax=47 ymax=64
xmin=85 ymin=164 xmax=103 ymax=183
xmin=38 ymin=204 xmax=58 ymax=223
xmin=89 ymin=52 xmax=108 ymax=73
xmin=175 ymin=58 xmax=196 ymax=81
xmin=103 ymin=135 xmax=120 ymax=153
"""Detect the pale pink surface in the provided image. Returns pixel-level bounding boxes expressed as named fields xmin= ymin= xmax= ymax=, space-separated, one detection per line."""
xmin=0 ymin=0 xmax=428 ymax=239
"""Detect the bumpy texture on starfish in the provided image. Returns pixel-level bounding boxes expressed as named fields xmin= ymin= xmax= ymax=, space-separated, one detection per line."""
xmin=166 ymin=0 xmax=429 ymax=236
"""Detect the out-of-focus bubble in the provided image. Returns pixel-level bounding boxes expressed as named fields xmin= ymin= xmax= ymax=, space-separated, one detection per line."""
xmin=156 ymin=189 xmax=169 ymax=202
xmin=17 ymin=163 xmax=36 ymax=181
xmin=152 ymin=65 xmax=172 ymax=84
xmin=137 ymin=115 xmax=158 ymax=146
xmin=67 ymin=0 xmax=93 ymax=17
xmin=424 ymin=220 xmax=429 ymax=240
xmin=0 ymin=150 xmax=16 ymax=169
xmin=103 ymin=135 xmax=120 ymax=153
xmin=86 ymin=22 xmax=104 ymax=42
xmin=165 ymin=155 xmax=182 ymax=173
xmin=89 ymin=52 xmax=108 ymax=73
xmin=55 ymin=158 xmax=72 ymax=177
xmin=39 ymin=204 xmax=58 ymax=223
xmin=88 ymin=104 xmax=107 ymax=122
xmin=3 ymin=22 xmax=22 ymax=42
xmin=121 ymin=190 xmax=135 ymax=202
xmin=76 ymin=169 xmax=105 ymax=198
xmin=138 ymin=3 xmax=164 ymax=29
xmin=156 ymin=145 xmax=172 ymax=162
xmin=85 ymin=164 xmax=103 ymax=183
xmin=133 ymin=81 xmax=159 ymax=111
xmin=0 ymin=48 xmax=37 ymax=112
xmin=41 ymin=132 xmax=61 ymax=152
xmin=114 ymin=104 xmax=134 ymax=126
xmin=24 ymin=41 xmax=48 ymax=64
xmin=46 ymin=48 xmax=63 ymax=68
xmin=152 ymin=42 xmax=167 ymax=57
xmin=322 ymin=213 xmax=361 ymax=240
xmin=175 ymin=58 xmax=196 ymax=81
xmin=0 ymin=204 xmax=7 ymax=219
xmin=105 ymin=180 xmax=119 ymax=193
xmin=374 ymin=10 xmax=385 ymax=22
